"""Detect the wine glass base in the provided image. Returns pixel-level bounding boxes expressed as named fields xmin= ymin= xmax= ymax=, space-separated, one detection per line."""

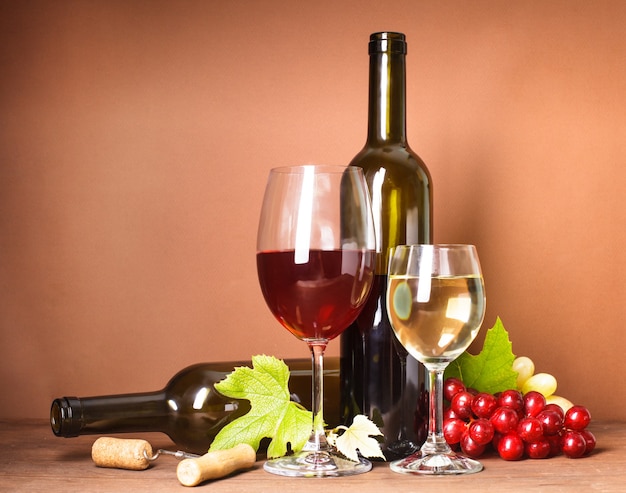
xmin=264 ymin=450 xmax=372 ymax=478
xmin=390 ymin=451 xmax=483 ymax=475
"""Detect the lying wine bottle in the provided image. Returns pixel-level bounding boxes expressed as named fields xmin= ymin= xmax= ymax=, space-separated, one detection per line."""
xmin=51 ymin=357 xmax=340 ymax=455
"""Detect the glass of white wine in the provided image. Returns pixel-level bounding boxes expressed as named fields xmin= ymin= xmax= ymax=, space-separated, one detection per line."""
xmin=386 ymin=244 xmax=486 ymax=475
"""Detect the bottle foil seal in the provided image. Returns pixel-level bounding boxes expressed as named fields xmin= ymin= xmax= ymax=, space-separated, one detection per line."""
xmin=369 ymin=32 xmax=406 ymax=54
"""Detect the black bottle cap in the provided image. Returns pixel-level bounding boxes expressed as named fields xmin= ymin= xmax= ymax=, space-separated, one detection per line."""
xmin=369 ymin=32 xmax=407 ymax=55
xmin=50 ymin=397 xmax=82 ymax=436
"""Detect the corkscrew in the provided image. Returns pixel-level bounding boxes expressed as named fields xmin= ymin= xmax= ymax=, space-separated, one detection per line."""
xmin=91 ymin=437 xmax=256 ymax=486
xmin=143 ymin=448 xmax=200 ymax=461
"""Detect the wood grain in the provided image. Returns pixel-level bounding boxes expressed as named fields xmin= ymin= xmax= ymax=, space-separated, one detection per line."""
xmin=1 ymin=420 xmax=624 ymax=492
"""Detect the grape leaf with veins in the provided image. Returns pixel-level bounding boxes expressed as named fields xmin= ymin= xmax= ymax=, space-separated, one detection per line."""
xmin=210 ymin=354 xmax=311 ymax=458
xmin=445 ymin=317 xmax=518 ymax=394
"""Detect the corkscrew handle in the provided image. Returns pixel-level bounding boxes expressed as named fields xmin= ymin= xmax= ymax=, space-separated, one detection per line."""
xmin=176 ymin=443 xmax=257 ymax=487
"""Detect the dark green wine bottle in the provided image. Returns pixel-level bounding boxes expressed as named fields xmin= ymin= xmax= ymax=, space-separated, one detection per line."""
xmin=51 ymin=357 xmax=340 ymax=454
xmin=340 ymin=32 xmax=433 ymax=457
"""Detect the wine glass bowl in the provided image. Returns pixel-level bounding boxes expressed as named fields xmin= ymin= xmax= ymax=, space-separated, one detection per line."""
xmin=256 ymin=165 xmax=376 ymax=477
xmin=386 ymin=244 xmax=486 ymax=475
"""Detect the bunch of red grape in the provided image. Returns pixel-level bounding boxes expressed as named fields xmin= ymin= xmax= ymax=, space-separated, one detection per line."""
xmin=443 ymin=377 xmax=596 ymax=460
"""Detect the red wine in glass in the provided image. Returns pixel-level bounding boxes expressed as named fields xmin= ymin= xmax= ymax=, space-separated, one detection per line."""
xmin=257 ymin=249 xmax=375 ymax=341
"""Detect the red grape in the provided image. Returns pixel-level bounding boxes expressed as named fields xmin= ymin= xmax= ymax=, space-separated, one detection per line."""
xmin=492 ymin=431 xmax=502 ymax=450
xmin=523 ymin=391 xmax=546 ymax=417
xmin=543 ymin=403 xmax=565 ymax=420
xmin=451 ymin=391 xmax=474 ymax=420
xmin=444 ymin=377 xmax=466 ymax=402
xmin=472 ymin=392 xmax=498 ymax=419
xmin=497 ymin=389 xmax=524 ymax=415
xmin=443 ymin=407 xmax=460 ymax=421
xmin=546 ymin=434 xmax=562 ymax=457
xmin=460 ymin=432 xmax=486 ymax=458
xmin=497 ymin=432 xmax=525 ymax=461
xmin=517 ymin=417 xmax=544 ymax=443
xmin=443 ymin=418 xmax=467 ymax=445
xmin=491 ymin=406 xmax=520 ymax=434
xmin=580 ymin=429 xmax=596 ymax=455
xmin=561 ymin=430 xmax=587 ymax=458
xmin=564 ymin=405 xmax=591 ymax=431
xmin=536 ymin=409 xmax=563 ymax=435
xmin=526 ymin=438 xmax=551 ymax=459
xmin=468 ymin=418 xmax=495 ymax=445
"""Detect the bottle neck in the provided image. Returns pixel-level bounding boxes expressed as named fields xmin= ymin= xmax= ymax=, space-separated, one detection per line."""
xmin=51 ymin=392 xmax=168 ymax=437
xmin=366 ymin=33 xmax=408 ymax=146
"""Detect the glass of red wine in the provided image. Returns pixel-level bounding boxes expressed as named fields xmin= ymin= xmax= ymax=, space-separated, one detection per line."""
xmin=256 ymin=165 xmax=376 ymax=477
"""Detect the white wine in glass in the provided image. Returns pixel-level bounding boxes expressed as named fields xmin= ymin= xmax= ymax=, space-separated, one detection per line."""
xmin=387 ymin=244 xmax=486 ymax=475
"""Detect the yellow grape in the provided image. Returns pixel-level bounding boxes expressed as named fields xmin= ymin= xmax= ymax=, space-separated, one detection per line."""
xmin=512 ymin=356 xmax=535 ymax=389
xmin=545 ymin=394 xmax=574 ymax=413
xmin=521 ymin=372 xmax=557 ymax=397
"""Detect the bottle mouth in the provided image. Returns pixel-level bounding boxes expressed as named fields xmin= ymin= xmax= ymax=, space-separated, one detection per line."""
xmin=50 ymin=397 xmax=81 ymax=436
xmin=369 ymin=32 xmax=406 ymax=54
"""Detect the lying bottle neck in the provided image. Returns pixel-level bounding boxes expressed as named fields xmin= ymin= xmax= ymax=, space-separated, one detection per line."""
xmin=51 ymin=392 xmax=168 ymax=437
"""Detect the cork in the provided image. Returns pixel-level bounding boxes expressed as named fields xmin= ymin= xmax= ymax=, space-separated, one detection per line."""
xmin=176 ymin=443 xmax=256 ymax=486
xmin=91 ymin=437 xmax=153 ymax=470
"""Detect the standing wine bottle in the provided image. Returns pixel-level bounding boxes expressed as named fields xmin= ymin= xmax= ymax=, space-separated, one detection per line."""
xmin=340 ymin=32 xmax=432 ymax=458
xmin=51 ymin=357 xmax=340 ymax=454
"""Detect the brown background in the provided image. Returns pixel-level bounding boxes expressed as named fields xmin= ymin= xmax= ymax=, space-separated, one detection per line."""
xmin=1 ymin=1 xmax=625 ymax=421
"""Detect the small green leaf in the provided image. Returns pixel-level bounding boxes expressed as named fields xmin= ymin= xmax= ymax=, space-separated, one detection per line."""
xmin=444 ymin=317 xmax=518 ymax=394
xmin=209 ymin=355 xmax=311 ymax=458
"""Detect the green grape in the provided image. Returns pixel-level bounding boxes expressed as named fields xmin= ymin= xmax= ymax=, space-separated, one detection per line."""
xmin=512 ymin=356 xmax=535 ymax=390
xmin=521 ymin=372 xmax=557 ymax=397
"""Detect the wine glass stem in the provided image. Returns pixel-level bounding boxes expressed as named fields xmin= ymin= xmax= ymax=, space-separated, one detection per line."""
xmin=304 ymin=341 xmax=329 ymax=452
xmin=421 ymin=366 xmax=452 ymax=455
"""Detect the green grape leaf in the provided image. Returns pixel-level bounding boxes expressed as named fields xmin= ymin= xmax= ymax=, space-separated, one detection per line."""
xmin=444 ymin=317 xmax=518 ymax=394
xmin=209 ymin=355 xmax=311 ymax=458
xmin=327 ymin=415 xmax=385 ymax=462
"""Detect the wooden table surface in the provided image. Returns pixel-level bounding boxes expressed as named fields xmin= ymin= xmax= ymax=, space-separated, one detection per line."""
xmin=1 ymin=419 xmax=624 ymax=492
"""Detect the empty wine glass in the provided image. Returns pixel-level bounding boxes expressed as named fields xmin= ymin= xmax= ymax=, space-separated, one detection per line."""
xmin=386 ymin=244 xmax=486 ymax=475
xmin=256 ymin=165 xmax=376 ymax=477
